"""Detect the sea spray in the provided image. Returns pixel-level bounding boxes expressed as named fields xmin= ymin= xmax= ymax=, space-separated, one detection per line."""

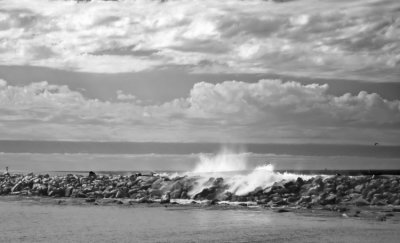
xmin=225 ymin=164 xmax=312 ymax=196
xmin=186 ymin=148 xmax=312 ymax=198
xmin=192 ymin=147 xmax=247 ymax=173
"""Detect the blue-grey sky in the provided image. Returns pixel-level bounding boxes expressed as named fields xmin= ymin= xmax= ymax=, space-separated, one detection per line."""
xmin=0 ymin=0 xmax=399 ymax=144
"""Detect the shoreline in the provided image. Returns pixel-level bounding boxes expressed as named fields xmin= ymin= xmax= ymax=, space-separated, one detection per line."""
xmin=1 ymin=195 xmax=399 ymax=223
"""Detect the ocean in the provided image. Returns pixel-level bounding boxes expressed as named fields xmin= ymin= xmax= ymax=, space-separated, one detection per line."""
xmin=0 ymin=141 xmax=399 ymax=173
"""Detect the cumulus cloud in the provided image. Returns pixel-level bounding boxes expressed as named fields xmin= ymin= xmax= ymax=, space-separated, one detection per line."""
xmin=1 ymin=78 xmax=399 ymax=143
xmin=184 ymin=80 xmax=400 ymax=126
xmin=0 ymin=0 xmax=399 ymax=81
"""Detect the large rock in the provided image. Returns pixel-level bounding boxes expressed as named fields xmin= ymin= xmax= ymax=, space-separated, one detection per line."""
xmin=354 ymin=184 xmax=364 ymax=193
xmin=151 ymin=178 xmax=165 ymax=190
xmin=319 ymin=194 xmax=336 ymax=205
xmin=170 ymin=188 xmax=183 ymax=199
xmin=115 ymin=189 xmax=127 ymax=198
xmin=11 ymin=181 xmax=23 ymax=192
xmin=353 ymin=198 xmax=370 ymax=206
xmin=149 ymin=189 xmax=163 ymax=199
xmin=271 ymin=181 xmax=288 ymax=194
xmin=37 ymin=184 xmax=48 ymax=196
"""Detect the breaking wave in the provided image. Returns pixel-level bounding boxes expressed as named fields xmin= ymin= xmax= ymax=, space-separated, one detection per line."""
xmin=184 ymin=148 xmax=311 ymax=197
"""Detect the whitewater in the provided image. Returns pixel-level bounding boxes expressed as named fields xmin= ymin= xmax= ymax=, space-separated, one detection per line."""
xmin=166 ymin=148 xmax=314 ymax=198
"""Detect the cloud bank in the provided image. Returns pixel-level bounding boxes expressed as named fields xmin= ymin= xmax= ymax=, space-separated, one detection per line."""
xmin=1 ymin=78 xmax=399 ymax=143
xmin=0 ymin=0 xmax=399 ymax=81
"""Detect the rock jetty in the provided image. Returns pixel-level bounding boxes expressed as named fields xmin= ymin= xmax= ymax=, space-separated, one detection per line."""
xmin=1 ymin=172 xmax=400 ymax=208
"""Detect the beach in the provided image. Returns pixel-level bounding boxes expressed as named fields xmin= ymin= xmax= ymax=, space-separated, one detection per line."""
xmin=1 ymin=197 xmax=400 ymax=243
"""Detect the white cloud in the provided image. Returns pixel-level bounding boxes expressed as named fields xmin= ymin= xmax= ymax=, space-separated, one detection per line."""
xmin=0 ymin=78 xmax=399 ymax=143
xmin=0 ymin=0 xmax=399 ymax=81
xmin=183 ymin=80 xmax=400 ymax=126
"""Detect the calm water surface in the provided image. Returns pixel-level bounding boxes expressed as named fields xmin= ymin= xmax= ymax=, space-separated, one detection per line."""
xmin=0 ymin=201 xmax=399 ymax=243
xmin=1 ymin=153 xmax=399 ymax=173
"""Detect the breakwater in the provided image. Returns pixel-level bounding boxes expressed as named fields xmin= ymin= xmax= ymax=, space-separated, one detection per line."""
xmin=1 ymin=171 xmax=399 ymax=208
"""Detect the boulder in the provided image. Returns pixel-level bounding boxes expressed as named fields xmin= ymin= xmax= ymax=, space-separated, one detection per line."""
xmin=149 ymin=189 xmax=163 ymax=199
xmin=37 ymin=185 xmax=48 ymax=196
xmin=321 ymin=194 xmax=337 ymax=205
xmin=151 ymin=178 xmax=165 ymax=190
xmin=11 ymin=181 xmax=23 ymax=192
xmin=287 ymin=196 xmax=299 ymax=203
xmin=307 ymin=185 xmax=321 ymax=196
xmin=115 ymin=190 xmax=127 ymax=198
xmin=296 ymin=177 xmax=304 ymax=186
xmin=170 ymin=188 xmax=183 ymax=199
xmin=218 ymin=191 xmax=233 ymax=201
xmin=353 ymin=198 xmax=370 ymax=206
xmin=298 ymin=196 xmax=311 ymax=204
xmin=65 ymin=187 xmax=74 ymax=197
xmin=354 ymin=184 xmax=364 ymax=193
xmin=271 ymin=181 xmax=288 ymax=194
xmin=88 ymin=171 xmax=97 ymax=180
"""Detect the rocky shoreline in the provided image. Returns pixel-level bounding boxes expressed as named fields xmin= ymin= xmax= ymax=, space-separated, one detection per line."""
xmin=1 ymin=172 xmax=400 ymax=214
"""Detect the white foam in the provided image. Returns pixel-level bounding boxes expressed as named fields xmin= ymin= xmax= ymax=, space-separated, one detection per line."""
xmin=225 ymin=164 xmax=311 ymax=196
xmin=185 ymin=148 xmax=312 ymax=197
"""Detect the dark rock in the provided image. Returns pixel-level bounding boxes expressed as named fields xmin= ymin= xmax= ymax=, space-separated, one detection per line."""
xmin=298 ymin=196 xmax=311 ymax=204
xmin=85 ymin=198 xmax=96 ymax=203
xmin=257 ymin=198 xmax=269 ymax=205
xmin=115 ymin=190 xmax=126 ymax=198
xmin=321 ymin=194 xmax=337 ymax=205
xmin=275 ymin=208 xmax=290 ymax=213
xmin=76 ymin=191 xmax=87 ymax=198
xmin=354 ymin=184 xmax=364 ymax=193
xmin=64 ymin=187 xmax=73 ymax=197
xmin=37 ymin=185 xmax=48 ymax=196
xmin=11 ymin=181 xmax=23 ymax=192
xmin=296 ymin=177 xmax=304 ymax=186
xmin=88 ymin=171 xmax=97 ymax=180
xmin=209 ymin=199 xmax=219 ymax=205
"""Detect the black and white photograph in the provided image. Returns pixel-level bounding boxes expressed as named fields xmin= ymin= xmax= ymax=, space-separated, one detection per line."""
xmin=0 ymin=0 xmax=399 ymax=242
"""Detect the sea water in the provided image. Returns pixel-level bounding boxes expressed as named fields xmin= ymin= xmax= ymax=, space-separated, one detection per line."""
xmin=1 ymin=152 xmax=399 ymax=173
xmin=0 ymin=200 xmax=399 ymax=243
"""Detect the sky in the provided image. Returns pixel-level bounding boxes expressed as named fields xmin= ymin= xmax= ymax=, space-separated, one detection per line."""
xmin=0 ymin=0 xmax=399 ymax=144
